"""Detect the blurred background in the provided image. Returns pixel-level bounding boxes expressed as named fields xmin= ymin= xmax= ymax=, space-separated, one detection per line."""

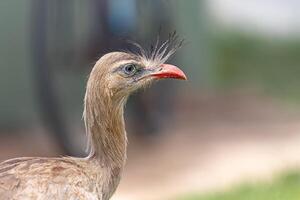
xmin=1 ymin=0 xmax=300 ymax=199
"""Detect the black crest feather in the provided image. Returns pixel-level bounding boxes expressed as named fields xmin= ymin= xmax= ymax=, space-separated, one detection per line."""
xmin=127 ymin=31 xmax=184 ymax=65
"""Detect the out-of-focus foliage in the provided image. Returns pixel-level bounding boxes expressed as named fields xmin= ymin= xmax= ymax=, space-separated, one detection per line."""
xmin=176 ymin=170 xmax=300 ymax=200
xmin=214 ymin=32 xmax=300 ymax=101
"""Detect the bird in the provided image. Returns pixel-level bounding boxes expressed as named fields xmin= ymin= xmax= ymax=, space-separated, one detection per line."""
xmin=0 ymin=36 xmax=186 ymax=200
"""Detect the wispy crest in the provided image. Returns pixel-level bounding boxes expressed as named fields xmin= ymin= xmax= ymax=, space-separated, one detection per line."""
xmin=128 ymin=31 xmax=184 ymax=65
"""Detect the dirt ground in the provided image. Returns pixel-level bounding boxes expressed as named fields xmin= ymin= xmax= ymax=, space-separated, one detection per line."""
xmin=1 ymin=92 xmax=300 ymax=200
xmin=114 ymin=92 xmax=300 ymax=200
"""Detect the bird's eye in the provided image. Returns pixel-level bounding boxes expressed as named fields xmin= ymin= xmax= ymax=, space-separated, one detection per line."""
xmin=123 ymin=64 xmax=137 ymax=76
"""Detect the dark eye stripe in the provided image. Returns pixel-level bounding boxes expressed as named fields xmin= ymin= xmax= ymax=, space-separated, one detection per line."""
xmin=111 ymin=60 xmax=140 ymax=73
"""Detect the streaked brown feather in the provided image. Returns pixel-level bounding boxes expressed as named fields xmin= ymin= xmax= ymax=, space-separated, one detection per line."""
xmin=0 ymin=157 xmax=105 ymax=199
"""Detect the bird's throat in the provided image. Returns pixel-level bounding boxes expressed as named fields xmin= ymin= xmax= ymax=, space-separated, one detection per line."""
xmin=83 ymin=85 xmax=128 ymax=169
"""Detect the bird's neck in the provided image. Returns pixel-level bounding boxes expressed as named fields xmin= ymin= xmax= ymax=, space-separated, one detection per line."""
xmin=83 ymin=83 xmax=128 ymax=170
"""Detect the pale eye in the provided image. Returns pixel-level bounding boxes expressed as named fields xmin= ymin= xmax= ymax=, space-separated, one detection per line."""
xmin=123 ymin=64 xmax=137 ymax=76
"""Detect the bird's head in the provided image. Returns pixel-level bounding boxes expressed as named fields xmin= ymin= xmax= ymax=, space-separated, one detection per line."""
xmin=87 ymin=37 xmax=186 ymax=102
xmin=90 ymin=52 xmax=186 ymax=98
xmin=84 ymin=35 xmax=186 ymax=159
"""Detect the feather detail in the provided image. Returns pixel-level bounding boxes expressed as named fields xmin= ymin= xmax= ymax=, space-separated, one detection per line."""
xmin=127 ymin=31 xmax=184 ymax=67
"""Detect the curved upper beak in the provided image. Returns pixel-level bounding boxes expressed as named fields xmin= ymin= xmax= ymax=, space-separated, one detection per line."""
xmin=149 ymin=64 xmax=187 ymax=80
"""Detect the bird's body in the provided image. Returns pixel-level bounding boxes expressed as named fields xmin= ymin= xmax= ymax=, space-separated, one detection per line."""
xmin=0 ymin=157 xmax=112 ymax=200
xmin=0 ymin=36 xmax=186 ymax=200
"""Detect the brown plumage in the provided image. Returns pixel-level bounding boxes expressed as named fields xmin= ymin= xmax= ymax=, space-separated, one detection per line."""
xmin=0 ymin=39 xmax=186 ymax=200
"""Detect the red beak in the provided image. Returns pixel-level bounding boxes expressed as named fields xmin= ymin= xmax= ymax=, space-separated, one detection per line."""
xmin=150 ymin=64 xmax=187 ymax=80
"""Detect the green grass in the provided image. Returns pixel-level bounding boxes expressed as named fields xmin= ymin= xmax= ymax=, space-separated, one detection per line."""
xmin=176 ymin=171 xmax=300 ymax=200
